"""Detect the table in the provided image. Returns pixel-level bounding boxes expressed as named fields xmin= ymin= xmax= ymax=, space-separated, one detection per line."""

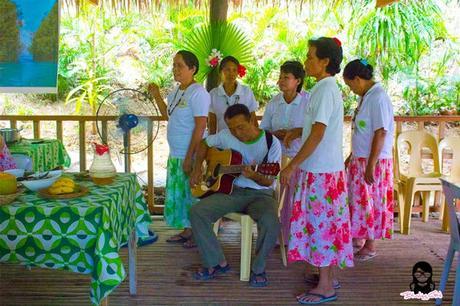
xmin=8 ymin=139 xmax=71 ymax=172
xmin=0 ymin=173 xmax=153 ymax=305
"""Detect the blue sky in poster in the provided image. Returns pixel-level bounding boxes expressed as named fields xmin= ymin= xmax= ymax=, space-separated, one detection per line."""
xmin=0 ymin=0 xmax=58 ymax=90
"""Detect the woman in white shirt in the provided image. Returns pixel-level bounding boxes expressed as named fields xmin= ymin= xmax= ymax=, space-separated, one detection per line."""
xmin=209 ymin=56 xmax=258 ymax=134
xmin=148 ymin=50 xmax=210 ymax=248
xmin=280 ymin=37 xmax=353 ymax=305
xmin=260 ymin=60 xmax=309 ymax=244
xmin=343 ymin=59 xmax=395 ymax=262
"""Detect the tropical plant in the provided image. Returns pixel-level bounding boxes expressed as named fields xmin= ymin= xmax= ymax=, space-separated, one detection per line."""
xmin=180 ymin=21 xmax=253 ymax=84
xmin=65 ymin=76 xmax=112 ymax=115
xmin=352 ymin=0 xmax=448 ymax=83
xmin=0 ymin=0 xmax=20 ymax=62
xmin=244 ymin=58 xmax=279 ymax=105
xmin=62 ymin=2 xmax=115 ymax=115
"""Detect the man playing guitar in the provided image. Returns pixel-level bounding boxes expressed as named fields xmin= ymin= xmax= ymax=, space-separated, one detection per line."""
xmin=189 ymin=104 xmax=282 ymax=287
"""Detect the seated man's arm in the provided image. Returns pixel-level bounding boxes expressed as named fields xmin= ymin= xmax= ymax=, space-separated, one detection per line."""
xmin=241 ymin=136 xmax=282 ymax=187
xmin=190 ymin=140 xmax=209 ymax=187
xmin=242 ymin=167 xmax=275 ymax=187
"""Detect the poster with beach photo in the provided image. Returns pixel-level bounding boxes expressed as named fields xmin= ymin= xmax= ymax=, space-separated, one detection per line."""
xmin=0 ymin=0 xmax=59 ymax=93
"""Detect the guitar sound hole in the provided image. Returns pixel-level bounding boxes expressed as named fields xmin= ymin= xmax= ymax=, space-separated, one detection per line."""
xmin=213 ymin=164 xmax=221 ymax=178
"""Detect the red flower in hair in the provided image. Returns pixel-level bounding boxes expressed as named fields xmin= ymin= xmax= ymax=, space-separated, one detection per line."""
xmin=237 ymin=64 xmax=246 ymax=78
xmin=209 ymin=57 xmax=219 ymax=68
xmin=332 ymin=37 xmax=342 ymax=47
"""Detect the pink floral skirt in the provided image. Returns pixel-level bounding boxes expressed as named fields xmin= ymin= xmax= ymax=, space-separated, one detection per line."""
xmin=288 ymin=170 xmax=354 ymax=268
xmin=347 ymin=157 xmax=394 ymax=240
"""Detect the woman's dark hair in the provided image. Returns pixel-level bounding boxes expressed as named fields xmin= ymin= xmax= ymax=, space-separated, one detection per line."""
xmin=176 ymin=50 xmax=199 ymax=75
xmin=280 ymin=61 xmax=306 ymax=93
xmin=224 ymin=104 xmax=251 ymax=122
xmin=343 ymin=59 xmax=374 ymax=80
xmin=219 ymin=56 xmax=240 ymax=72
xmin=308 ymin=37 xmax=343 ymax=75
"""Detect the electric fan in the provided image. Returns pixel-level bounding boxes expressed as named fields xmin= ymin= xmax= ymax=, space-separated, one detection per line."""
xmin=96 ymin=88 xmax=160 ymax=246
xmin=95 ymin=88 xmax=160 ymax=172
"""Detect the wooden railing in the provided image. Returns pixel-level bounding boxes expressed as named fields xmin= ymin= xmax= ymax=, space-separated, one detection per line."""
xmin=1 ymin=114 xmax=459 ymax=214
xmin=0 ymin=115 xmax=164 ymax=214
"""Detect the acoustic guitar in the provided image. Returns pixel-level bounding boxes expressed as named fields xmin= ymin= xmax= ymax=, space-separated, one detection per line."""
xmin=191 ymin=147 xmax=280 ymax=198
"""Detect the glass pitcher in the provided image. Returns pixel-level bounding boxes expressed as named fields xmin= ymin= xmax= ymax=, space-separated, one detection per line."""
xmin=89 ymin=143 xmax=116 ymax=185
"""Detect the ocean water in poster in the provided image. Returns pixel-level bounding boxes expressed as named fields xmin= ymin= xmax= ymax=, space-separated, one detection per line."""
xmin=0 ymin=0 xmax=59 ymax=93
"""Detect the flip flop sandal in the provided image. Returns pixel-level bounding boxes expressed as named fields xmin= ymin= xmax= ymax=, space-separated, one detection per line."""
xmin=121 ymin=230 xmax=158 ymax=248
xmin=297 ymin=292 xmax=337 ymax=305
xmin=249 ymin=271 xmax=268 ymax=287
xmin=166 ymin=234 xmax=189 ymax=243
xmin=304 ymin=274 xmax=341 ymax=289
xmin=193 ymin=264 xmax=231 ymax=280
xmin=354 ymin=252 xmax=377 ymax=262
xmin=138 ymin=230 xmax=158 ymax=247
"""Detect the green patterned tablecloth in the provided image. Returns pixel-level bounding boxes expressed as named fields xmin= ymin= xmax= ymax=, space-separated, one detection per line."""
xmin=8 ymin=139 xmax=71 ymax=172
xmin=0 ymin=173 xmax=153 ymax=305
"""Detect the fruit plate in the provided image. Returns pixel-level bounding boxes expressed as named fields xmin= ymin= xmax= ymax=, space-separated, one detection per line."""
xmin=38 ymin=185 xmax=89 ymax=200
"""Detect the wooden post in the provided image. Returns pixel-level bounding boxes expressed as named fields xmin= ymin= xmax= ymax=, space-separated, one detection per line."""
xmin=418 ymin=121 xmax=424 ymax=131
xmin=56 ymin=121 xmax=63 ymax=143
xmin=79 ymin=121 xmax=86 ymax=172
xmin=206 ymin=0 xmax=228 ymax=92
xmin=33 ymin=120 xmax=40 ymax=139
xmin=147 ymin=120 xmax=155 ymax=214
xmin=101 ymin=121 xmax=108 ymax=143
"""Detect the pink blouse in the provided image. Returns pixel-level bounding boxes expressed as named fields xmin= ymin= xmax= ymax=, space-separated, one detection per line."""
xmin=0 ymin=136 xmax=16 ymax=171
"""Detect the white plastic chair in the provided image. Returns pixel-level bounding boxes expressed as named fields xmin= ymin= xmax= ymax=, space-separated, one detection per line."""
xmin=213 ymin=188 xmax=287 ymax=281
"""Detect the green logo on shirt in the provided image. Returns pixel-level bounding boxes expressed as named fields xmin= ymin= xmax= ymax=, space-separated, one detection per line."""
xmin=358 ymin=120 xmax=367 ymax=130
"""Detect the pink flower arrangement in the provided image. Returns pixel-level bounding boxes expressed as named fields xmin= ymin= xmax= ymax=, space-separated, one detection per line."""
xmin=206 ymin=49 xmax=223 ymax=68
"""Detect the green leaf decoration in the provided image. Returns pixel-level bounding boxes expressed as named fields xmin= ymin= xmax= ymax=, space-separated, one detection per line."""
xmin=181 ymin=22 xmax=253 ymax=83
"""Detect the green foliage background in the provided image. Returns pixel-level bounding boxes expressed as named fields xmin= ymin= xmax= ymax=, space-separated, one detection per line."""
xmin=24 ymin=0 xmax=460 ymax=115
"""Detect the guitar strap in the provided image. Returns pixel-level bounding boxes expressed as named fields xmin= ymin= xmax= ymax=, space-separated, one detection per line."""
xmin=262 ymin=130 xmax=273 ymax=164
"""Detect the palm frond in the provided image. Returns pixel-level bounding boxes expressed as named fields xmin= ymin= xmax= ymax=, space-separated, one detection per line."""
xmin=181 ymin=22 xmax=253 ymax=83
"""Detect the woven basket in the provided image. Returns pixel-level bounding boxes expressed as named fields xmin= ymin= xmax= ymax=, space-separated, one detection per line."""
xmin=0 ymin=187 xmax=25 ymax=206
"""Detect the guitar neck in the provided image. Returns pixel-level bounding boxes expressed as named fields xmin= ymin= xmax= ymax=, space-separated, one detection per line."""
xmin=219 ymin=164 xmax=259 ymax=175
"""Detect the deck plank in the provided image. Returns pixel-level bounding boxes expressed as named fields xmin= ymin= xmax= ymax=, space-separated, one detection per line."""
xmin=0 ymin=217 xmax=457 ymax=305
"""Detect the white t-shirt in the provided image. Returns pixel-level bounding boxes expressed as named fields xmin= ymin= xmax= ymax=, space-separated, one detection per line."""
xmin=260 ymin=92 xmax=310 ymax=157
xmin=205 ymin=129 xmax=281 ymax=190
xmin=299 ymin=76 xmax=344 ymax=173
xmin=209 ymin=82 xmax=258 ymax=132
xmin=351 ymin=83 xmax=394 ymax=159
xmin=166 ymin=83 xmax=210 ymax=159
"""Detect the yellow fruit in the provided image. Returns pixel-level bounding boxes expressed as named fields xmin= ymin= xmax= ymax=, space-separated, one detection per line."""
xmin=51 ymin=177 xmax=75 ymax=189
xmin=0 ymin=172 xmax=17 ymax=195
xmin=48 ymin=186 xmax=74 ymax=195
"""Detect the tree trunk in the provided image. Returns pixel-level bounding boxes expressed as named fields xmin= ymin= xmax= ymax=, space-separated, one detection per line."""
xmin=206 ymin=0 xmax=228 ymax=92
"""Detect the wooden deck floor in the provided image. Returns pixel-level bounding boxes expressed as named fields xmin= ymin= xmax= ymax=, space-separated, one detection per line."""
xmin=0 ymin=217 xmax=457 ymax=305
